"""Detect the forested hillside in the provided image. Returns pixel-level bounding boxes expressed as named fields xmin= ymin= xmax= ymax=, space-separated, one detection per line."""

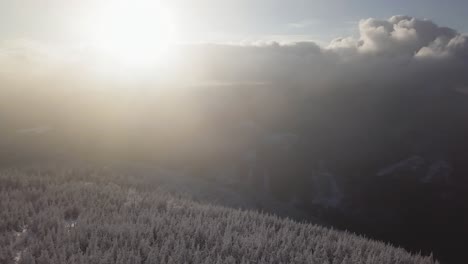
xmin=0 ymin=167 xmax=437 ymax=264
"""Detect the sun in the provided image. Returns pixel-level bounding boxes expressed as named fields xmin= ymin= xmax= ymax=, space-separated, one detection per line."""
xmin=85 ymin=0 xmax=177 ymax=68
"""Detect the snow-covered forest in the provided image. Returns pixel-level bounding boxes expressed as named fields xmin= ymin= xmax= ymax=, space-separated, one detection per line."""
xmin=0 ymin=167 xmax=438 ymax=264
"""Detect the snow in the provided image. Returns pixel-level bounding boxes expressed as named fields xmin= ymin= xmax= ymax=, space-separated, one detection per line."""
xmin=377 ymin=156 xmax=452 ymax=184
xmin=117 ymin=162 xmax=310 ymax=219
xmin=13 ymin=226 xmax=27 ymax=264
xmin=124 ymin=188 xmax=143 ymax=207
xmin=317 ymin=172 xmax=343 ymax=208
xmin=377 ymin=156 xmax=425 ymax=177
xmin=311 ymin=162 xmax=343 ymax=208
xmin=65 ymin=220 xmax=77 ymax=230
xmin=14 ymin=251 xmax=22 ymax=264
xmin=422 ymin=160 xmax=452 ymax=183
xmin=14 ymin=226 xmax=27 ymax=237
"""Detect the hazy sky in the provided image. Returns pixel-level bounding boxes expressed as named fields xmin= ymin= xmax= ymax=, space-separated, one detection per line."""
xmin=1 ymin=0 xmax=468 ymax=165
xmin=1 ymin=0 xmax=468 ymax=45
xmin=1 ymin=0 xmax=467 ymax=88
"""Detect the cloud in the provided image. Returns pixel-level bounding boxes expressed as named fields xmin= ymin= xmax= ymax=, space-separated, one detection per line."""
xmin=0 ymin=15 xmax=467 ymax=168
xmin=178 ymin=16 xmax=468 ymax=92
xmin=327 ymin=15 xmax=466 ymax=57
xmin=1 ymin=15 xmax=468 ymax=93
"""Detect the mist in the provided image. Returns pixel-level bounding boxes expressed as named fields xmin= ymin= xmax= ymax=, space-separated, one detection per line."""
xmin=2 ymin=14 xmax=468 ymax=263
xmin=1 ymin=16 xmax=467 ymax=165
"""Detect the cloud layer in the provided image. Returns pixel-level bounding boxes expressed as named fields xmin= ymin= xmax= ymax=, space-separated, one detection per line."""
xmin=0 ymin=15 xmax=468 ymax=163
xmin=330 ymin=16 xmax=467 ymax=57
xmin=181 ymin=16 xmax=468 ymax=92
xmin=1 ymin=15 xmax=467 ymax=92
xmin=1 ymin=19 xmax=468 ymax=222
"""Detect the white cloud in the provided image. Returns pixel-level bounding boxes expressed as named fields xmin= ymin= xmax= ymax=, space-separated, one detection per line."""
xmin=326 ymin=15 xmax=467 ymax=58
xmin=182 ymin=16 xmax=468 ymax=91
xmin=0 ymin=16 xmax=467 ymax=92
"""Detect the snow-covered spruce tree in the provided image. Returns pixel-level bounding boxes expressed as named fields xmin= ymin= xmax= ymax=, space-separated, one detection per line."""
xmin=0 ymin=167 xmax=439 ymax=264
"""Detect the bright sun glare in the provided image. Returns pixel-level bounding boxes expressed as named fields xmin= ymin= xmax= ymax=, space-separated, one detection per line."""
xmin=85 ymin=0 xmax=177 ymax=68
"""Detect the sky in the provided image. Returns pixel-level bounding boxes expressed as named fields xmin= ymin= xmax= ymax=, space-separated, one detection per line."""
xmin=0 ymin=0 xmax=467 ymax=89
xmin=1 ymin=0 xmax=468 ymax=169
xmin=1 ymin=0 xmax=468 ymax=46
